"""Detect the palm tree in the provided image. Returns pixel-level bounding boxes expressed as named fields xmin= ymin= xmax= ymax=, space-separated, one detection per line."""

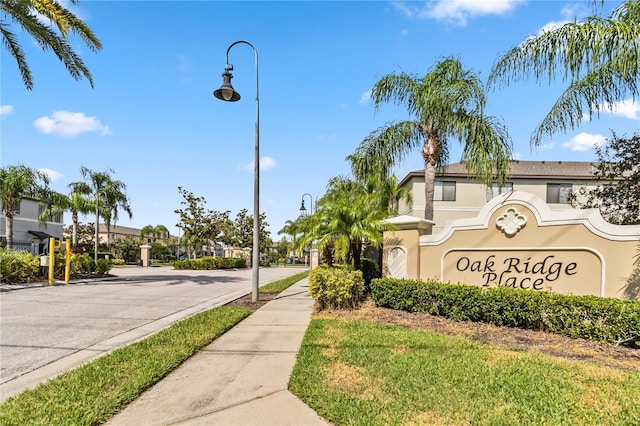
xmin=101 ymin=181 xmax=132 ymax=248
xmin=66 ymin=184 xmax=93 ymax=247
xmin=0 ymin=165 xmax=50 ymax=247
xmin=1 ymin=0 xmax=102 ymax=90
xmin=488 ymin=0 xmax=640 ymax=147
xmin=140 ymin=224 xmax=170 ymax=243
xmin=299 ymin=176 xmax=390 ymax=269
xmin=350 ymin=56 xmax=512 ymax=231
xmin=79 ymin=166 xmax=129 ymax=262
xmin=278 ymin=218 xmax=303 ymax=260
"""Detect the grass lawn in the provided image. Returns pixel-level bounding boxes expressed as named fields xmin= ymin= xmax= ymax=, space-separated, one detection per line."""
xmin=290 ymin=318 xmax=640 ymax=426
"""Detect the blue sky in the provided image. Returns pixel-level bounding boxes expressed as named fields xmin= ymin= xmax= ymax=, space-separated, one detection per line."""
xmin=2 ymin=0 xmax=638 ymax=239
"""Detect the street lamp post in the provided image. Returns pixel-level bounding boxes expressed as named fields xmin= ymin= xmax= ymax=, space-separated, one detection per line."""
xmin=214 ymin=40 xmax=260 ymax=302
xmin=299 ymin=193 xmax=314 ymax=268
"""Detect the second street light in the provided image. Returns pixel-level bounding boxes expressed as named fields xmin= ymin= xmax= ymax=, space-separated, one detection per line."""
xmin=299 ymin=193 xmax=314 ymax=268
xmin=214 ymin=40 xmax=260 ymax=302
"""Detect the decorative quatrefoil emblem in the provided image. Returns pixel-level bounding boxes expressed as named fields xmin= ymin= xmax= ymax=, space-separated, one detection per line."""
xmin=496 ymin=207 xmax=527 ymax=236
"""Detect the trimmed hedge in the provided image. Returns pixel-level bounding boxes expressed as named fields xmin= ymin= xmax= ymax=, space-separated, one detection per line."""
xmin=309 ymin=265 xmax=365 ymax=310
xmin=370 ymin=277 xmax=640 ymax=347
xmin=172 ymin=256 xmax=247 ymax=270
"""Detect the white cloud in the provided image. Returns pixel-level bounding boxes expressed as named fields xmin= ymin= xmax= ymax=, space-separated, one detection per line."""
xmin=1 ymin=105 xmax=14 ymax=116
xmin=241 ymin=156 xmax=277 ymax=171
xmin=393 ymin=0 xmax=523 ymax=26
xmin=537 ymin=3 xmax=589 ymax=34
xmin=591 ymin=99 xmax=640 ymax=120
xmin=539 ymin=142 xmax=556 ymax=150
xmin=561 ymin=132 xmax=606 ymax=152
xmin=33 ymin=110 xmax=111 ymax=137
xmin=38 ymin=168 xmax=63 ymax=181
xmin=359 ymin=90 xmax=371 ymax=105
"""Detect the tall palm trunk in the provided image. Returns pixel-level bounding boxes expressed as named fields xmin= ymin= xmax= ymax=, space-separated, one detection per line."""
xmin=72 ymin=211 xmax=79 ymax=246
xmin=422 ymin=130 xmax=439 ymax=233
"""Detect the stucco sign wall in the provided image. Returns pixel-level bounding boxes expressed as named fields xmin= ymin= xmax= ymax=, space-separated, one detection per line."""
xmin=384 ymin=191 xmax=640 ymax=300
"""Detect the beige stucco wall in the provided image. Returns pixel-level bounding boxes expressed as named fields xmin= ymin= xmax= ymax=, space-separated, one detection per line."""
xmin=385 ymin=191 xmax=640 ymax=300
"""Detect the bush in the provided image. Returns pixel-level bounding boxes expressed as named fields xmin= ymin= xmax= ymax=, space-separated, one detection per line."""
xmin=309 ymin=265 xmax=364 ymax=310
xmin=358 ymin=257 xmax=381 ymax=293
xmin=370 ymin=277 xmax=640 ymax=347
xmin=95 ymin=258 xmax=112 ymax=275
xmin=0 ymin=249 xmax=39 ymax=283
xmin=172 ymin=257 xmax=247 ymax=270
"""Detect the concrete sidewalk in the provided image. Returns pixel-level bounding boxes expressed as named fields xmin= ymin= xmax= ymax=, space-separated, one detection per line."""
xmin=107 ymin=277 xmax=328 ymax=425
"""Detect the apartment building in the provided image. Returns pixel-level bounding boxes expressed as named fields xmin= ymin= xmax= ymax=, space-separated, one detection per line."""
xmin=0 ymin=197 xmax=64 ymax=253
xmin=398 ymin=160 xmax=604 ymax=234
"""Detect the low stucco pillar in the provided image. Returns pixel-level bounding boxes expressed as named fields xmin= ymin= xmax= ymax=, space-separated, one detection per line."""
xmin=382 ymin=215 xmax=434 ymax=280
xmin=140 ymin=244 xmax=151 ymax=267
xmin=311 ymin=247 xmax=319 ymax=269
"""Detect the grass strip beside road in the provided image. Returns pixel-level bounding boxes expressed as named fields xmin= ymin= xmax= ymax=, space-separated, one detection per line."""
xmin=0 ymin=272 xmax=308 ymax=425
xmin=290 ymin=318 xmax=640 ymax=426
xmin=260 ymin=270 xmax=309 ymax=294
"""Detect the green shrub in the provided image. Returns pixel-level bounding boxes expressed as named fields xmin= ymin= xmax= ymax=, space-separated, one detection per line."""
xmin=111 ymin=258 xmax=125 ymax=265
xmin=95 ymin=258 xmax=112 ymax=275
xmin=370 ymin=278 xmax=640 ymax=347
xmin=172 ymin=257 xmax=247 ymax=270
xmin=308 ymin=265 xmax=364 ymax=310
xmin=0 ymin=249 xmax=39 ymax=283
xmin=358 ymin=257 xmax=380 ymax=293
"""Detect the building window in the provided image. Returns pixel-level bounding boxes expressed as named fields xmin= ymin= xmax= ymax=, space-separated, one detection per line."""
xmin=38 ymin=204 xmax=62 ymax=223
xmin=546 ymin=183 xmax=572 ymax=204
xmin=434 ymin=181 xmax=456 ymax=201
xmin=487 ymin=182 xmax=513 ymax=201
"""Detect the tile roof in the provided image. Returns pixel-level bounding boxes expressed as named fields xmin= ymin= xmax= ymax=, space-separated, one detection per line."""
xmin=400 ymin=160 xmax=598 ymax=185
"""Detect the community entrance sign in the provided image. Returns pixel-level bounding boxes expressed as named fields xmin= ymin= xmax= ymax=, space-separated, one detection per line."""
xmin=384 ymin=191 xmax=640 ymax=300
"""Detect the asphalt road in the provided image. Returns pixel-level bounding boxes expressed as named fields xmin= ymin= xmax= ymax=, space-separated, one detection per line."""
xmin=0 ymin=265 xmax=307 ymax=402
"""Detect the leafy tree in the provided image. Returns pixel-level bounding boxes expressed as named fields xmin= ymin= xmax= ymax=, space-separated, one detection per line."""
xmin=0 ymin=164 xmax=51 ymax=247
xmin=174 ymin=187 xmax=232 ymax=257
xmin=488 ymin=0 xmax=640 ymax=146
xmin=350 ymin=56 xmax=512 ymax=230
xmin=109 ymin=235 xmax=139 ymax=263
xmin=230 ymin=208 xmax=271 ymax=255
xmin=1 ymin=0 xmax=102 ymax=90
xmin=571 ymin=132 xmax=640 ymax=225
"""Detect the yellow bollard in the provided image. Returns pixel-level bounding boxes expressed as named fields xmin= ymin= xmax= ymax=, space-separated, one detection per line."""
xmin=48 ymin=237 xmax=55 ymax=285
xmin=65 ymin=238 xmax=71 ymax=284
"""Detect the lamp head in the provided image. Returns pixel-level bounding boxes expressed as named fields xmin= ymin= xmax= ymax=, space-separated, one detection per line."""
xmin=299 ymin=199 xmax=307 ymax=217
xmin=213 ymin=67 xmax=241 ymax=102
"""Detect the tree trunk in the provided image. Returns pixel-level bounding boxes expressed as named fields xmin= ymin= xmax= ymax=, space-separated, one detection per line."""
xmin=72 ymin=211 xmax=79 ymax=246
xmin=5 ymin=215 xmax=13 ymax=248
xmin=423 ymin=160 xmax=436 ymax=233
xmin=421 ymin=129 xmax=439 ymax=234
